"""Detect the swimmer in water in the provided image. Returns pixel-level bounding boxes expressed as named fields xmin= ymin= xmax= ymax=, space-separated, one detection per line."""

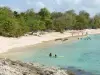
xmin=55 ymin=54 xmax=57 ymax=58
xmin=49 ymin=53 xmax=52 ymax=57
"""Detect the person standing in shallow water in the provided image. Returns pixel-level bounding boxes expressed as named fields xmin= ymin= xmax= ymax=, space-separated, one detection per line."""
xmin=49 ymin=53 xmax=52 ymax=57
xmin=55 ymin=54 xmax=57 ymax=58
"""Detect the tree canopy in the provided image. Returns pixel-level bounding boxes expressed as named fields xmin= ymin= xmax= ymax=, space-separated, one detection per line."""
xmin=0 ymin=7 xmax=99 ymax=37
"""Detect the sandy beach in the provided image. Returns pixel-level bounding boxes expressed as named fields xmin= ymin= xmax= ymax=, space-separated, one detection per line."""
xmin=0 ymin=29 xmax=100 ymax=54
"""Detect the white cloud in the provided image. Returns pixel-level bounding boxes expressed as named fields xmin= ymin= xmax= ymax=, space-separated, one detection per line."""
xmin=55 ymin=0 xmax=62 ymax=5
xmin=53 ymin=0 xmax=100 ymax=16
xmin=36 ymin=1 xmax=45 ymax=8
xmin=74 ymin=0 xmax=82 ymax=4
xmin=0 ymin=0 xmax=100 ymax=16
xmin=55 ymin=0 xmax=82 ymax=6
xmin=0 ymin=4 xmax=6 ymax=7
xmin=94 ymin=0 xmax=100 ymax=5
xmin=34 ymin=1 xmax=46 ymax=12
xmin=12 ymin=8 xmax=21 ymax=12
xmin=26 ymin=0 xmax=33 ymax=5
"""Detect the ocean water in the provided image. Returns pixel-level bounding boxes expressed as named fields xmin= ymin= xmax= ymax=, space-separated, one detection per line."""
xmin=3 ymin=34 xmax=100 ymax=75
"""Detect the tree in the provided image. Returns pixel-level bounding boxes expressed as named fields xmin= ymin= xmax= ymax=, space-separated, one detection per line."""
xmin=51 ymin=12 xmax=63 ymax=19
xmin=38 ymin=21 xmax=46 ymax=31
xmin=92 ymin=14 xmax=100 ymax=28
xmin=64 ymin=10 xmax=76 ymax=29
xmin=13 ymin=11 xmax=19 ymax=17
xmin=45 ymin=19 xmax=53 ymax=30
xmin=25 ymin=9 xmax=35 ymax=17
xmin=30 ymin=20 xmax=46 ymax=33
xmin=53 ymin=16 xmax=67 ymax=32
xmin=74 ymin=10 xmax=90 ymax=30
xmin=38 ymin=8 xmax=51 ymax=20
xmin=0 ymin=18 xmax=19 ymax=37
xmin=0 ymin=7 xmax=14 ymax=18
xmin=38 ymin=8 xmax=53 ymax=31
xmin=0 ymin=6 xmax=99 ymax=37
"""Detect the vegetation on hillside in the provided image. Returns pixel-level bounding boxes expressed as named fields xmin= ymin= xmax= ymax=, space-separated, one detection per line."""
xmin=0 ymin=7 xmax=99 ymax=37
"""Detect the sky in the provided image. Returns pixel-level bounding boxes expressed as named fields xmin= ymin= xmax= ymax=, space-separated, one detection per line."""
xmin=0 ymin=0 xmax=100 ymax=16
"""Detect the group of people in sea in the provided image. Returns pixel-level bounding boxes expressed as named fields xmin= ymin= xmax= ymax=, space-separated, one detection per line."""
xmin=78 ymin=37 xmax=91 ymax=40
xmin=49 ymin=53 xmax=57 ymax=58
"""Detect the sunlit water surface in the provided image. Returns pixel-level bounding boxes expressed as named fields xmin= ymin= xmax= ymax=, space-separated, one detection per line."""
xmin=2 ymin=34 xmax=100 ymax=75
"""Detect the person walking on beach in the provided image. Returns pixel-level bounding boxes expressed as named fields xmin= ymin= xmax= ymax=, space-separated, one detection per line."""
xmin=49 ymin=53 xmax=52 ymax=57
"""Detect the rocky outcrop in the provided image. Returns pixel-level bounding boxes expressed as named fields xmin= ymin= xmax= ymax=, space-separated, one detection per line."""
xmin=0 ymin=58 xmax=69 ymax=75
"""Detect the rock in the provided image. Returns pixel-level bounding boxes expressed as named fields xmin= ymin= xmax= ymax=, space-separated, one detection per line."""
xmin=0 ymin=58 xmax=69 ymax=75
xmin=55 ymin=38 xmax=62 ymax=41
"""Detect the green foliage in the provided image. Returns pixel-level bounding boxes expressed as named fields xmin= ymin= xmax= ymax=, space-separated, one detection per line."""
xmin=38 ymin=8 xmax=51 ymax=20
xmin=53 ymin=16 xmax=67 ymax=32
xmin=0 ymin=7 xmax=99 ymax=37
xmin=64 ymin=10 xmax=77 ymax=29
xmin=0 ymin=18 xmax=19 ymax=37
xmin=45 ymin=19 xmax=53 ymax=30
xmin=92 ymin=14 xmax=100 ymax=28
xmin=0 ymin=7 xmax=14 ymax=17
xmin=51 ymin=12 xmax=63 ymax=19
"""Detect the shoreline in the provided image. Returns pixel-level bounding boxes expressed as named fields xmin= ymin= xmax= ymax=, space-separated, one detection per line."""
xmin=0 ymin=35 xmax=82 ymax=59
xmin=6 ymin=35 xmax=81 ymax=52
xmin=0 ymin=29 xmax=100 ymax=54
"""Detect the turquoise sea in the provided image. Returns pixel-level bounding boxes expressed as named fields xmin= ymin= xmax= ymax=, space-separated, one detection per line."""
xmin=2 ymin=34 xmax=100 ymax=75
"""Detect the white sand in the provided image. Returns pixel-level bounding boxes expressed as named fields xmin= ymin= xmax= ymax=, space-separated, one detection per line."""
xmin=0 ymin=29 xmax=100 ymax=53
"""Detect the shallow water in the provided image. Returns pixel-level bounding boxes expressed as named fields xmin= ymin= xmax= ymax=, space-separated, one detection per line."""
xmin=2 ymin=34 xmax=100 ymax=75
